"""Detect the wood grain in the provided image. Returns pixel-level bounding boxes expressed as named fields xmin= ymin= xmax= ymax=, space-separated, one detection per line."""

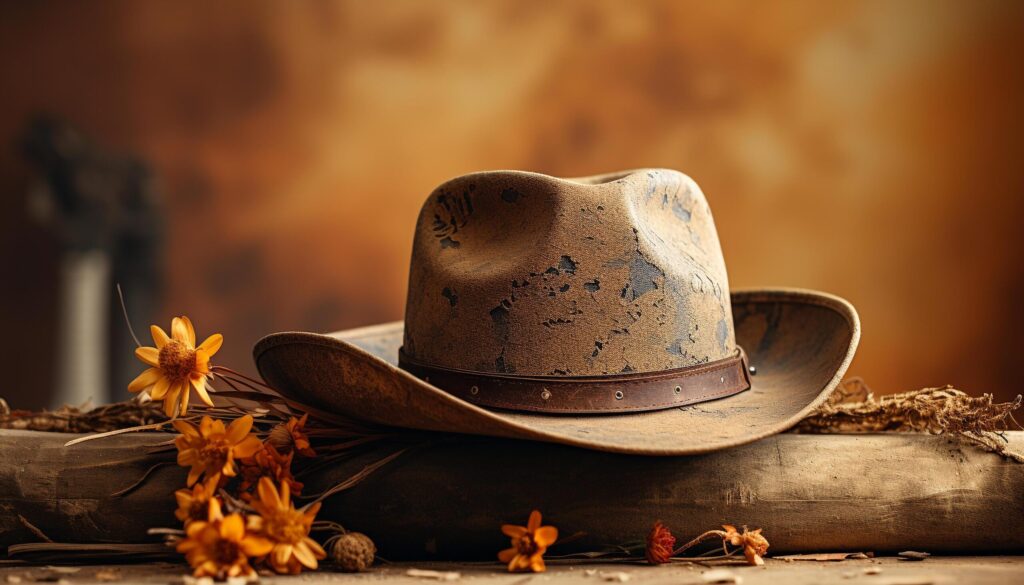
xmin=2 ymin=430 xmax=1022 ymax=559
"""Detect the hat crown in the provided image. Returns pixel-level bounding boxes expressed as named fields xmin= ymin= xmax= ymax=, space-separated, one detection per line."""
xmin=403 ymin=169 xmax=735 ymax=377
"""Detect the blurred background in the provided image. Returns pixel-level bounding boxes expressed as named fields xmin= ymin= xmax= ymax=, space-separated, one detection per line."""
xmin=1 ymin=0 xmax=1022 ymax=410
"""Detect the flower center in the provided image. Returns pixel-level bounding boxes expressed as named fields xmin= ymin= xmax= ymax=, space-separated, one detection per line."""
xmin=188 ymin=499 xmax=208 ymax=522
xmin=198 ymin=438 xmax=230 ymax=471
xmin=515 ymin=534 xmax=536 ymax=556
xmin=213 ymin=538 xmax=241 ymax=565
xmin=159 ymin=340 xmax=197 ymax=382
xmin=265 ymin=510 xmax=308 ymax=544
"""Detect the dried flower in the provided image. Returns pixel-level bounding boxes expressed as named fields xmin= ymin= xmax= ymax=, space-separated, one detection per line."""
xmin=721 ymin=524 xmax=770 ymax=566
xmin=174 ymin=415 xmax=262 ymax=486
xmin=645 ymin=521 xmax=676 ymax=564
xmin=498 ymin=510 xmax=558 ymax=573
xmin=329 ymin=532 xmax=376 ymax=572
xmin=238 ymin=443 xmax=303 ymax=500
xmin=129 ymin=316 xmax=223 ymax=417
xmin=176 ymin=497 xmax=273 ymax=580
xmin=267 ymin=414 xmax=316 ymax=457
xmin=175 ymin=476 xmax=220 ymax=525
xmin=247 ymin=476 xmax=325 ymax=574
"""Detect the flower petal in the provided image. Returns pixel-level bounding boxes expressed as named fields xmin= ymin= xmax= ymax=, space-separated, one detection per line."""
xmin=221 ymin=513 xmax=245 ymax=541
xmin=534 ymin=526 xmax=558 ymax=547
xmin=241 ymin=535 xmax=274 ymax=557
xmin=293 ymin=540 xmax=318 ymax=569
xmin=502 ymin=524 xmax=527 ymax=538
xmin=135 ymin=346 xmax=160 ymax=367
xmin=529 ymin=554 xmax=546 ymax=573
xmin=258 ymin=476 xmax=281 ymax=507
xmin=194 ymin=350 xmax=211 ymax=375
xmin=198 ymin=415 xmax=213 ymax=436
xmin=498 ymin=548 xmax=516 ymax=563
xmin=163 ymin=386 xmax=181 ymax=418
xmin=150 ymin=325 xmax=171 ymax=349
xmin=303 ymin=536 xmax=326 ymax=558
xmin=234 ymin=436 xmax=262 ymax=459
xmin=273 ymin=544 xmax=293 ymax=569
xmin=191 ymin=376 xmax=214 ymax=406
xmin=198 ymin=333 xmax=223 ymax=357
xmin=150 ymin=376 xmax=172 ymax=400
xmin=128 ymin=368 xmax=161 ymax=393
xmin=527 ymin=510 xmax=542 ymax=532
xmin=226 ymin=415 xmax=254 ymax=443
xmin=171 ymin=418 xmax=194 ymax=436
xmin=172 ymin=316 xmax=196 ymax=346
xmin=208 ymin=498 xmax=224 ymax=521
xmin=179 ymin=381 xmax=190 ymax=415
xmin=187 ymin=465 xmax=203 ymax=487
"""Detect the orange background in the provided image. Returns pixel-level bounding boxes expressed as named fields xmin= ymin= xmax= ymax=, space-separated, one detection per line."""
xmin=2 ymin=1 xmax=1023 ymax=408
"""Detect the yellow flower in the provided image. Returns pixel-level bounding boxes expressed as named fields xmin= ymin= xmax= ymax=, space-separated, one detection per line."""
xmin=498 ymin=510 xmax=558 ymax=573
xmin=174 ymin=415 xmax=263 ymax=486
xmin=129 ymin=316 xmax=223 ymax=417
xmin=174 ymin=475 xmax=220 ymax=525
xmin=247 ymin=476 xmax=325 ymax=574
xmin=176 ymin=497 xmax=273 ymax=579
xmin=722 ymin=524 xmax=770 ymax=566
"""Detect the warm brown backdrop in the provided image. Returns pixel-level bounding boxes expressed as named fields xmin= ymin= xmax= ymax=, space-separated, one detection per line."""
xmin=2 ymin=1 xmax=1023 ymax=409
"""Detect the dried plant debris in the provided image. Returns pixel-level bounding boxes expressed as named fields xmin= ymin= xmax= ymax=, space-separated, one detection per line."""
xmin=794 ymin=378 xmax=1023 ymax=462
xmin=0 ymin=398 xmax=166 ymax=433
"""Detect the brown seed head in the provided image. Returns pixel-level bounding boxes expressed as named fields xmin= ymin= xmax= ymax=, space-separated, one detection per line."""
xmin=159 ymin=340 xmax=197 ymax=382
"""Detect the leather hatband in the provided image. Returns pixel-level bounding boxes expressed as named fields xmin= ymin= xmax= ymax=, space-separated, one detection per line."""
xmin=398 ymin=348 xmax=752 ymax=414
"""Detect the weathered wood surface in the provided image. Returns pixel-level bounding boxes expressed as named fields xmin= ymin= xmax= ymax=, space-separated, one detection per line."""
xmin=2 ymin=430 xmax=1023 ymax=559
xmin=2 ymin=558 xmax=1024 ymax=585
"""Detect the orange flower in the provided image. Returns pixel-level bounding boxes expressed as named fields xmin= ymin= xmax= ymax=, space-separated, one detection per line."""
xmin=176 ymin=497 xmax=273 ymax=580
xmin=722 ymin=524 xmax=770 ymax=566
xmin=174 ymin=475 xmax=220 ymax=525
xmin=128 ymin=316 xmax=223 ymax=417
xmin=247 ymin=477 xmax=325 ymax=574
xmin=174 ymin=415 xmax=263 ymax=486
xmin=645 ymin=521 xmax=676 ymax=564
xmin=498 ymin=510 xmax=558 ymax=573
xmin=267 ymin=414 xmax=316 ymax=457
xmin=238 ymin=443 xmax=303 ymax=500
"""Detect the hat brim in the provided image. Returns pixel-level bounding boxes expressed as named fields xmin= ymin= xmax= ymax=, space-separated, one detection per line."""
xmin=253 ymin=288 xmax=859 ymax=455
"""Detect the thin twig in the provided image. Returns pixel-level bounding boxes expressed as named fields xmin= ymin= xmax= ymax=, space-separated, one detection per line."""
xmin=110 ymin=461 xmax=176 ymax=497
xmin=64 ymin=421 xmax=171 ymax=447
xmin=116 ymin=284 xmax=143 ymax=348
xmin=18 ymin=515 xmax=54 ymax=543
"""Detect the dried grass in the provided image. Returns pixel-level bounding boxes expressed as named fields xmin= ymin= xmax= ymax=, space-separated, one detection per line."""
xmin=0 ymin=398 xmax=166 ymax=433
xmin=794 ymin=378 xmax=1024 ymax=462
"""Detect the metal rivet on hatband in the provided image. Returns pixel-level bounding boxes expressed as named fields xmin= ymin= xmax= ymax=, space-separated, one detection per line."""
xmin=615 ymin=390 xmax=624 ymax=400
xmin=470 ymin=385 xmax=479 ymax=395
xmin=541 ymin=388 xmax=552 ymax=400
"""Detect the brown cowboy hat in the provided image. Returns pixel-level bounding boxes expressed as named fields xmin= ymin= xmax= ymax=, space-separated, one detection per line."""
xmin=255 ymin=169 xmax=859 ymax=455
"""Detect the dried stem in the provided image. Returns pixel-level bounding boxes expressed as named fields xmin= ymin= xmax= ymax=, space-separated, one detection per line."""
xmin=672 ymin=530 xmax=726 ymax=556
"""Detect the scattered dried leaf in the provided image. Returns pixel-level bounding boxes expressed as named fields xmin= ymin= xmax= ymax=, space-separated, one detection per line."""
xmin=405 ymin=569 xmax=461 ymax=581
xmin=701 ymin=568 xmax=742 ymax=584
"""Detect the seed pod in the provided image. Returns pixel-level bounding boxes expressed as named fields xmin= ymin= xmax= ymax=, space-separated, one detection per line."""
xmin=330 ymin=532 xmax=376 ymax=572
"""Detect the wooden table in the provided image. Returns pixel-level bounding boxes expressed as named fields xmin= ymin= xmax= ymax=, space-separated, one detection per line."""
xmin=2 ymin=558 xmax=1022 ymax=585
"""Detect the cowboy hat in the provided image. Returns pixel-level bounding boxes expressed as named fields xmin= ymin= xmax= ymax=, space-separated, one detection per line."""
xmin=254 ymin=169 xmax=859 ymax=455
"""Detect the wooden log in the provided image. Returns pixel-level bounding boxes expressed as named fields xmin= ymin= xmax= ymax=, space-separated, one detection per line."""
xmin=2 ymin=430 xmax=1023 ymax=558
